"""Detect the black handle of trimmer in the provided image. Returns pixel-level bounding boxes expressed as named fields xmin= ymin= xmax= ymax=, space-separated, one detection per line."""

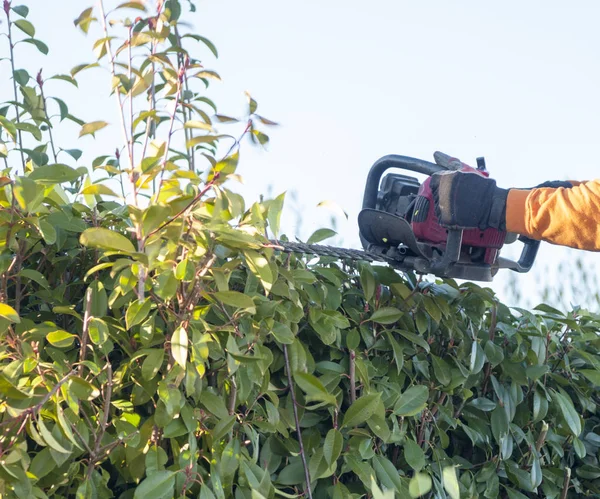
xmin=515 ymin=236 xmax=540 ymax=272
xmin=361 ymin=154 xmax=446 ymax=211
xmin=361 ymin=155 xmax=446 ymax=250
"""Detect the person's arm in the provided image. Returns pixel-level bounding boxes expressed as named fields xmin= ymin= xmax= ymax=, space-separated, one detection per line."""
xmin=430 ymin=171 xmax=600 ymax=252
xmin=506 ymin=179 xmax=600 ymax=251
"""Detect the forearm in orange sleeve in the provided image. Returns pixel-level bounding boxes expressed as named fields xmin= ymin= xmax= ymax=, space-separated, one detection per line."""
xmin=505 ymin=179 xmax=600 ymax=251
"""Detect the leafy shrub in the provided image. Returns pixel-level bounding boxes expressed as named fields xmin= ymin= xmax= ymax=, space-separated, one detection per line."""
xmin=1 ymin=2 xmax=600 ymax=498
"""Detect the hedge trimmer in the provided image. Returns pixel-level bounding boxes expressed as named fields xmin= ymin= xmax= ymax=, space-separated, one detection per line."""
xmin=272 ymin=152 xmax=540 ymax=282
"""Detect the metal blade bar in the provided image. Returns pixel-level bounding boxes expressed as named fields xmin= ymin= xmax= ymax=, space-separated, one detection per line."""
xmin=268 ymin=240 xmax=399 ymax=265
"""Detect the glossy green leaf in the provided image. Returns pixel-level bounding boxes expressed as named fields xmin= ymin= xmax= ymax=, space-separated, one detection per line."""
xmin=404 ymin=438 xmax=425 ymax=471
xmin=133 ymin=471 xmax=176 ymax=499
xmin=0 ymin=303 xmax=20 ymax=323
xmin=370 ymin=307 xmax=403 ymax=324
xmin=442 ymin=466 xmax=460 ymax=499
xmin=80 ymin=227 xmax=135 ymax=253
xmin=46 ymin=330 xmax=76 ymax=348
xmin=408 ymin=472 xmax=432 ymax=498
xmin=323 ymin=429 xmax=343 ymax=466
xmin=125 ymin=299 xmax=152 ymax=329
xmin=14 ymin=19 xmax=35 ymax=37
xmin=171 ymin=326 xmax=188 ymax=368
xmin=306 ymin=228 xmax=336 ymax=244
xmin=79 ymin=121 xmax=109 ymax=137
xmin=294 ymin=372 xmax=336 ymax=405
xmin=341 ymin=392 xmax=381 ymax=428
xmin=394 ymin=385 xmax=429 ymax=417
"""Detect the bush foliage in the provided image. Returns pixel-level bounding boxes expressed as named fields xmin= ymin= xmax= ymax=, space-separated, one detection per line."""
xmin=1 ymin=1 xmax=600 ymax=498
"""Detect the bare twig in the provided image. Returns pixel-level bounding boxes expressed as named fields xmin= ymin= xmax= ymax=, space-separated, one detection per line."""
xmin=482 ymin=303 xmax=497 ymax=395
xmin=36 ymin=71 xmax=58 ymax=163
xmin=79 ymin=287 xmax=92 ymax=375
xmin=146 ymin=177 xmax=217 ymax=238
xmin=283 ymin=344 xmax=312 ymax=499
xmin=4 ymin=3 xmax=26 ymax=172
xmin=227 ymin=376 xmax=237 ymax=416
xmin=349 ymin=350 xmax=356 ymax=403
xmin=97 ymin=0 xmax=135 ymax=196
xmin=560 ymin=467 xmax=571 ymax=499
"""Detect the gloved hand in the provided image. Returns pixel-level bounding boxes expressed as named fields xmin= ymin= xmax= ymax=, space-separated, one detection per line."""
xmin=429 ymin=171 xmax=509 ymax=231
xmin=430 ymin=172 xmax=573 ymax=231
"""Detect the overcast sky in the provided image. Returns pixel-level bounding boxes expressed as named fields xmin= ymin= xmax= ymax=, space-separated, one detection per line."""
xmin=2 ymin=0 xmax=600 ymax=309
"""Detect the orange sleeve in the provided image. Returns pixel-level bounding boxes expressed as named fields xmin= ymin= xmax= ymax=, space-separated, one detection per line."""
xmin=505 ymin=180 xmax=600 ymax=251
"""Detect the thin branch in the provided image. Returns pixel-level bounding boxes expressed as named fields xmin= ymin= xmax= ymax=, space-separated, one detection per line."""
xmin=79 ymin=287 xmax=92 ymax=375
xmin=156 ymin=73 xmax=183 ymax=196
xmin=36 ymin=70 xmax=58 ymax=163
xmin=97 ymin=0 xmax=135 ymax=196
xmin=560 ymin=467 xmax=571 ymax=499
xmin=349 ymin=350 xmax=356 ymax=404
xmin=146 ymin=177 xmax=217 ymax=238
xmin=283 ymin=344 xmax=313 ymax=499
xmin=4 ymin=5 xmax=25 ymax=172
xmin=227 ymin=376 xmax=237 ymax=416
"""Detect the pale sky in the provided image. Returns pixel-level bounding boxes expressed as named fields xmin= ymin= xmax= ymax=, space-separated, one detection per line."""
xmin=2 ymin=0 xmax=600 ymax=309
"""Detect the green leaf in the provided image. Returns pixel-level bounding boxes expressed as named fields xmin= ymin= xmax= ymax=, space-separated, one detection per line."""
xmin=80 ymin=184 xmax=120 ymax=197
xmin=14 ymin=19 xmax=35 ymax=37
xmin=117 ymin=1 xmax=147 ymax=10
xmin=200 ymin=391 xmax=230 ymax=419
xmin=46 ymin=330 xmax=76 ymax=348
xmin=88 ymin=318 xmax=109 ymax=346
xmin=469 ymin=341 xmax=486 ymax=374
xmin=183 ymin=120 xmax=212 ymax=130
xmin=393 ymin=385 xmax=429 ymax=417
xmin=125 ymin=299 xmax=152 ymax=329
xmin=21 ymin=38 xmax=49 ymax=54
xmin=133 ymin=471 xmax=176 ymax=499
xmin=0 ymin=115 xmax=17 ymax=140
xmin=551 ymin=389 xmax=582 ymax=437
xmin=306 ymin=228 xmax=337 ymax=244
xmin=408 ymin=472 xmax=432 ymax=498
xmin=386 ymin=332 xmax=404 ymax=374
xmin=341 ymin=392 xmax=381 ymax=428
xmin=142 ymin=349 xmax=164 ymax=380
xmin=79 ymin=121 xmax=109 ymax=137
xmin=12 ymin=5 xmax=29 ymax=17
xmin=404 ymin=438 xmax=425 ymax=471
xmin=431 ymin=355 xmax=451 ymax=386
xmin=267 ymin=192 xmax=286 ymax=238
xmin=578 ymin=369 xmax=600 ymax=386
xmin=271 ymin=322 xmax=295 ymax=344
xmin=294 ymin=372 xmax=336 ymax=405
xmin=171 ymin=326 xmax=188 ymax=368
xmin=80 ymin=228 xmax=135 ymax=253
xmin=186 ymin=134 xmax=224 ymax=149
xmin=14 ymin=122 xmax=41 ymax=140
xmin=323 ymin=429 xmax=343 ymax=466
xmin=50 ymin=74 xmax=78 ymax=87
xmin=442 ymin=466 xmax=460 ymax=499
xmin=214 ymin=291 xmax=256 ymax=312
xmin=370 ymin=307 xmax=403 ymax=324
xmin=37 ymin=418 xmax=70 ymax=454
xmin=0 ymin=303 xmax=20 ymax=323
xmin=244 ymin=250 xmax=274 ymax=293
xmin=491 ymin=405 xmax=509 ymax=443
xmin=13 ymin=69 xmax=29 ymax=86
xmin=28 ymin=164 xmax=83 ymax=183
xmin=20 ymin=268 xmax=49 ymax=289
xmin=69 ymin=376 xmax=100 ymax=401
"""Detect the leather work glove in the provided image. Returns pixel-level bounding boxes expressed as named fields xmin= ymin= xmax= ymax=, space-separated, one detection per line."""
xmin=430 ymin=171 xmax=573 ymax=231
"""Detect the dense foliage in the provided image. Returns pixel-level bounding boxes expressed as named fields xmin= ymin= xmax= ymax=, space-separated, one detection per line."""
xmin=1 ymin=1 xmax=600 ymax=498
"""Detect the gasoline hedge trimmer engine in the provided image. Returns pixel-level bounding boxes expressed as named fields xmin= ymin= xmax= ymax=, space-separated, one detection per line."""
xmin=272 ymin=151 xmax=539 ymax=282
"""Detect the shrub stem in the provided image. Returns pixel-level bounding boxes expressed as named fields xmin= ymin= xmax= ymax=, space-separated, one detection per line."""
xmin=283 ymin=344 xmax=312 ymax=499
